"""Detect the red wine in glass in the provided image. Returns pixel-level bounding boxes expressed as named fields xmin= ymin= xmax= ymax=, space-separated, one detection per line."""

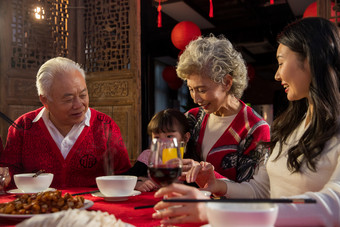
xmin=148 ymin=165 xmax=182 ymax=187
xmin=148 ymin=138 xmax=183 ymax=187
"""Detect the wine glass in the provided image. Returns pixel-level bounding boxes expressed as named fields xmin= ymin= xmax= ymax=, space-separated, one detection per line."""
xmin=148 ymin=138 xmax=182 ymax=187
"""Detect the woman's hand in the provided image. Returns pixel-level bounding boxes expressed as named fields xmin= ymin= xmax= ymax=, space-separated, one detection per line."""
xmin=186 ymin=162 xmax=227 ymax=196
xmin=178 ymin=158 xmax=197 ymax=181
xmin=152 ymin=183 xmax=209 ymax=224
xmin=135 ymin=177 xmax=159 ymax=192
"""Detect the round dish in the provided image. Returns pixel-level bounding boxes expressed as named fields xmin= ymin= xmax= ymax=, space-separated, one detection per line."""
xmin=6 ymin=188 xmax=56 ymax=195
xmin=0 ymin=199 xmax=94 ymax=219
xmin=92 ymin=190 xmax=141 ymax=202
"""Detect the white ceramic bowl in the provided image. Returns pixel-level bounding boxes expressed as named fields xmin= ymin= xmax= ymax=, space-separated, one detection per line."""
xmin=96 ymin=175 xmax=137 ymax=197
xmin=206 ymin=202 xmax=278 ymax=227
xmin=14 ymin=173 xmax=54 ymax=193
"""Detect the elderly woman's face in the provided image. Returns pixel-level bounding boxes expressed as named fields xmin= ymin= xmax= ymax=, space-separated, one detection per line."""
xmin=186 ymin=74 xmax=228 ymax=115
xmin=275 ymin=44 xmax=311 ymax=101
xmin=43 ymin=70 xmax=89 ymax=129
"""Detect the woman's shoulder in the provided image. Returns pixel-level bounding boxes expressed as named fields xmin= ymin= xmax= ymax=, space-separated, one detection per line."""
xmin=186 ymin=107 xmax=201 ymax=116
xmin=238 ymin=103 xmax=269 ymax=127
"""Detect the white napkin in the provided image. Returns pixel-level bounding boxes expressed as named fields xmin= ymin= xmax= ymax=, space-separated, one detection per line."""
xmin=16 ymin=209 xmax=134 ymax=227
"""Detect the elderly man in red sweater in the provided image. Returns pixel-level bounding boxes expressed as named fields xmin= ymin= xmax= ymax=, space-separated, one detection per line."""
xmin=0 ymin=57 xmax=131 ymax=189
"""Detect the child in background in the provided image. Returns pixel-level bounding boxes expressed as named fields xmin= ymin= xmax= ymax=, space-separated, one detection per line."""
xmin=125 ymin=108 xmax=191 ymax=192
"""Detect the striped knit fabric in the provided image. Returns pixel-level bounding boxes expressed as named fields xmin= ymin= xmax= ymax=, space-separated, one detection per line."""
xmin=186 ymin=100 xmax=270 ymax=182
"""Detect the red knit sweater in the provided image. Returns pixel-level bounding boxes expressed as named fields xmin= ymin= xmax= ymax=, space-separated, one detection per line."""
xmin=0 ymin=107 xmax=131 ymax=188
xmin=186 ymin=101 xmax=270 ymax=182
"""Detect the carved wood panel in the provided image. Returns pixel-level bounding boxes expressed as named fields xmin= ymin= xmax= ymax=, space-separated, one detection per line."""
xmin=0 ymin=0 xmax=141 ymax=162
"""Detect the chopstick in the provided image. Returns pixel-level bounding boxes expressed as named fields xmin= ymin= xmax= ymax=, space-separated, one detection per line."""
xmin=71 ymin=190 xmax=100 ymax=196
xmin=0 ymin=111 xmax=22 ymax=129
xmin=162 ymin=198 xmax=317 ymax=204
xmin=133 ymin=198 xmax=316 ymax=210
xmin=134 ymin=204 xmax=155 ymax=210
xmin=32 ymin=169 xmax=46 ymax=178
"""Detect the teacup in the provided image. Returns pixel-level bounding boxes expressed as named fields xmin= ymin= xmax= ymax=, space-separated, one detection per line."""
xmin=14 ymin=173 xmax=54 ymax=193
xmin=206 ymin=202 xmax=278 ymax=227
xmin=96 ymin=175 xmax=137 ymax=197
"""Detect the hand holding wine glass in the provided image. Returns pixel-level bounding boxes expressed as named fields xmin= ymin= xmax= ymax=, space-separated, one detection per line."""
xmin=148 ymin=138 xmax=182 ymax=187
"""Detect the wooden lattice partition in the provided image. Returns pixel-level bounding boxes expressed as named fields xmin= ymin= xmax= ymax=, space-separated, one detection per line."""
xmin=83 ymin=0 xmax=130 ymax=72
xmin=0 ymin=0 xmax=141 ymax=163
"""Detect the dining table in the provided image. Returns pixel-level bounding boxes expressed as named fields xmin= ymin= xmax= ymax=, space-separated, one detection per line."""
xmin=0 ymin=187 xmax=206 ymax=227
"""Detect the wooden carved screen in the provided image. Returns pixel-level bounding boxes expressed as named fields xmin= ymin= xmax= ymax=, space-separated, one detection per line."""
xmin=0 ymin=0 xmax=70 ymax=144
xmin=83 ymin=0 xmax=141 ymax=163
xmin=0 ymin=0 xmax=141 ymax=164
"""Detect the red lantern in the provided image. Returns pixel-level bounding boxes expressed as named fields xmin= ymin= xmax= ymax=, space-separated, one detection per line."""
xmin=178 ymin=50 xmax=184 ymax=59
xmin=171 ymin=21 xmax=201 ymax=50
xmin=247 ymin=64 xmax=255 ymax=82
xmin=162 ymin=66 xmax=177 ymax=83
xmin=303 ymin=2 xmax=339 ymax=22
xmin=162 ymin=66 xmax=183 ymax=90
xmin=168 ymin=80 xmax=183 ymax=90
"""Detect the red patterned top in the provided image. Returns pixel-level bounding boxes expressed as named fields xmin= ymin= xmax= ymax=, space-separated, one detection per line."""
xmin=0 ymin=107 xmax=131 ymax=188
xmin=186 ymin=101 xmax=270 ymax=182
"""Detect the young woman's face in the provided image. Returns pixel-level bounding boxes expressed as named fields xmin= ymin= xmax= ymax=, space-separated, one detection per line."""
xmin=275 ymin=44 xmax=312 ymax=101
xmin=186 ymin=74 xmax=229 ymax=114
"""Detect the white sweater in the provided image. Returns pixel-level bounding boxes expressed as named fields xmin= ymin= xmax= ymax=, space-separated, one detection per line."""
xmin=224 ymin=117 xmax=340 ymax=227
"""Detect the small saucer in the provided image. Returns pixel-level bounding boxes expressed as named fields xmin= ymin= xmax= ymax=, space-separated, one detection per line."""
xmin=199 ymin=190 xmax=212 ymax=197
xmin=91 ymin=190 xmax=141 ymax=202
xmin=7 ymin=188 xmax=56 ymax=195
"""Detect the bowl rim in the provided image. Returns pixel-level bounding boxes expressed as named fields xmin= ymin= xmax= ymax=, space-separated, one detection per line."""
xmin=206 ymin=202 xmax=278 ymax=212
xmin=96 ymin=175 xmax=137 ymax=180
xmin=14 ymin=173 xmax=54 ymax=178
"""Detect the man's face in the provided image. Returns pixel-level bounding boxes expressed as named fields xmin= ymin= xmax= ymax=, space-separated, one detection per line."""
xmin=40 ymin=70 xmax=89 ymax=131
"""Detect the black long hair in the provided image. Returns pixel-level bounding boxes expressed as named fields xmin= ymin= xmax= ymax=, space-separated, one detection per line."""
xmin=267 ymin=17 xmax=340 ymax=172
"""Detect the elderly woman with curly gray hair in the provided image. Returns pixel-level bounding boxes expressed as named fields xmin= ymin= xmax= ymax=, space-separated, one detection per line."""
xmin=178 ymin=34 xmax=270 ymax=182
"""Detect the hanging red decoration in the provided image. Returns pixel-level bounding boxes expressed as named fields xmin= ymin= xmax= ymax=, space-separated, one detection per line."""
xmin=162 ymin=66 xmax=183 ymax=90
xmin=171 ymin=21 xmax=201 ymax=50
xmin=157 ymin=0 xmax=162 ymax=28
xmin=270 ymin=0 xmax=274 ymax=5
xmin=209 ymin=0 xmax=214 ymax=18
xmin=303 ymin=2 xmax=339 ymax=22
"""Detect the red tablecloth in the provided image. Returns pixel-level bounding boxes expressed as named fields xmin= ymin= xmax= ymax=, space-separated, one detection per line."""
xmin=0 ymin=188 xmax=205 ymax=227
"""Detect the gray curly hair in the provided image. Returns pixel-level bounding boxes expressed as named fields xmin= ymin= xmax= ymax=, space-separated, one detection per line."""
xmin=176 ymin=34 xmax=248 ymax=99
xmin=36 ymin=57 xmax=85 ymax=99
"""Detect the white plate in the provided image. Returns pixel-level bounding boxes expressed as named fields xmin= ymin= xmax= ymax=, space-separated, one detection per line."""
xmin=6 ymin=188 xmax=56 ymax=195
xmin=0 ymin=199 xmax=94 ymax=219
xmin=92 ymin=190 xmax=141 ymax=201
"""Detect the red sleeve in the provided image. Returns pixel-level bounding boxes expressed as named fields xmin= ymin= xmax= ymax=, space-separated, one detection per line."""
xmin=0 ymin=119 xmax=25 ymax=189
xmin=0 ymin=136 xmax=3 ymax=153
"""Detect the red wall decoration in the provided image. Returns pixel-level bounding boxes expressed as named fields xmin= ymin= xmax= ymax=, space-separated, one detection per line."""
xmin=171 ymin=21 xmax=201 ymax=50
xmin=162 ymin=66 xmax=183 ymax=90
xmin=303 ymin=1 xmax=339 ymax=22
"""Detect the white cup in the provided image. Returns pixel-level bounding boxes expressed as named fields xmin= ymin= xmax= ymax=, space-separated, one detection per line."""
xmin=14 ymin=173 xmax=54 ymax=193
xmin=206 ymin=202 xmax=278 ymax=227
xmin=96 ymin=175 xmax=137 ymax=197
